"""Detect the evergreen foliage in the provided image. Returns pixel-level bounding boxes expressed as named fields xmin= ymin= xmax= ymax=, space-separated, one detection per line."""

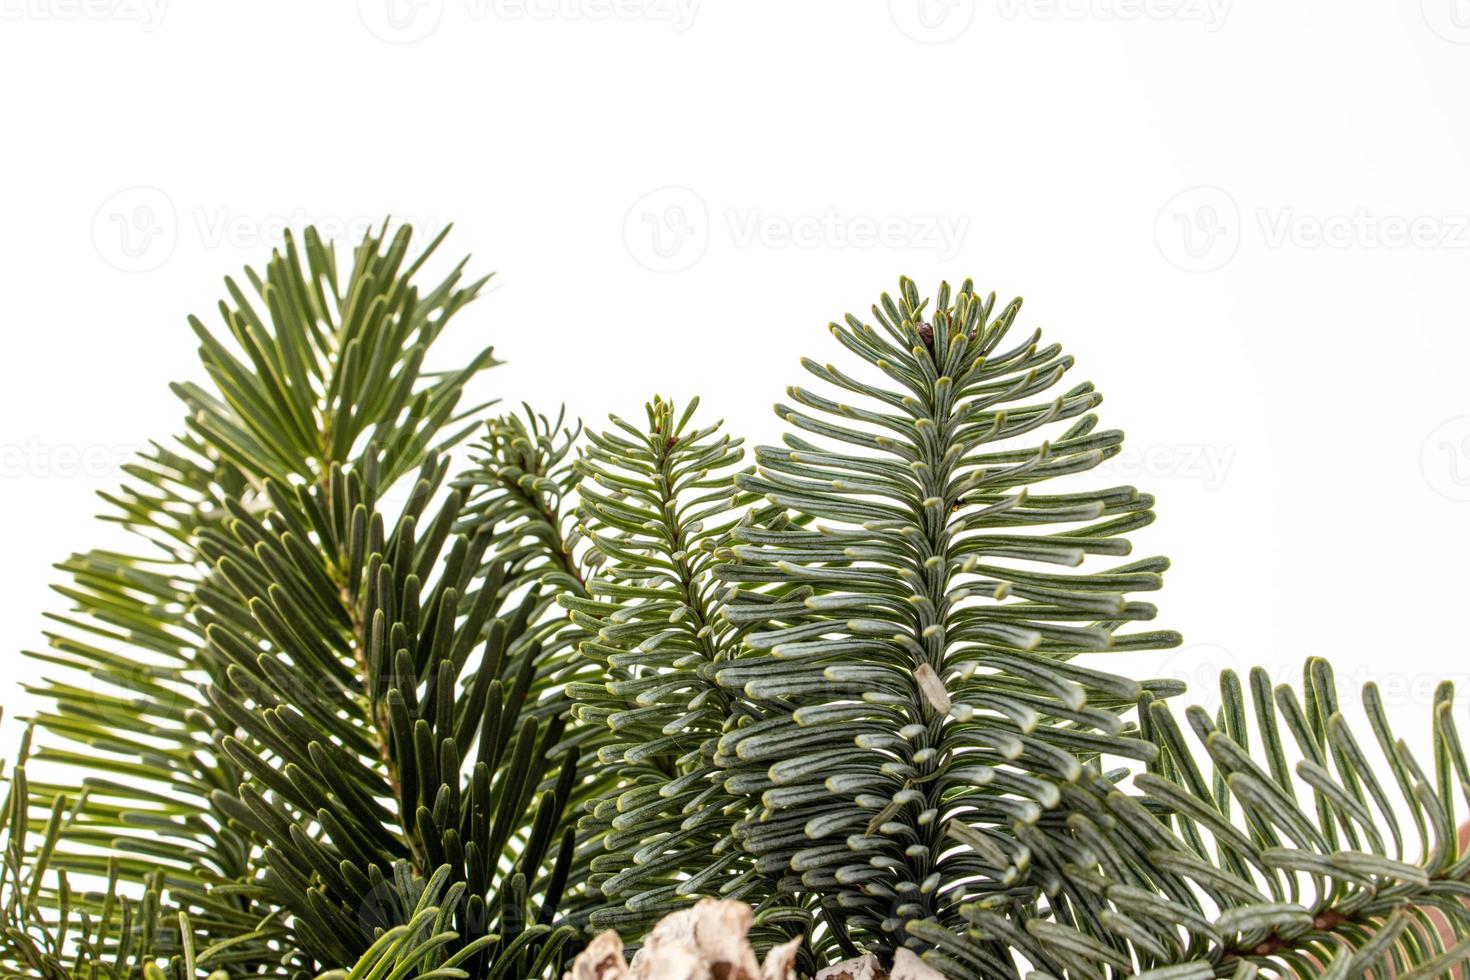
xmin=4 ymin=227 xmax=1467 ymax=979
xmin=710 ymin=277 xmax=1181 ymax=972
xmin=984 ymin=662 xmax=1470 ymax=979
xmin=556 ymin=397 xmax=833 ymax=970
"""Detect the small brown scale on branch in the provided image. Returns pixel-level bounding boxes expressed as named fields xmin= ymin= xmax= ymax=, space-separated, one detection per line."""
xmin=651 ymin=411 xmax=679 ymax=451
xmin=916 ymin=320 xmax=936 ymax=356
xmin=915 ymin=310 xmax=974 ymax=361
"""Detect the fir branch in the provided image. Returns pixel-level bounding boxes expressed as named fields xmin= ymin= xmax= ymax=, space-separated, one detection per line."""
xmin=714 ymin=277 xmax=1182 ymax=975
xmin=987 ymin=660 xmax=1470 ymax=978
xmin=8 ymin=222 xmax=507 ymax=975
xmin=457 ymin=407 xmax=588 ymax=596
xmin=11 ymin=246 xmax=1470 ymax=980
xmin=556 ymin=396 xmax=826 ymax=964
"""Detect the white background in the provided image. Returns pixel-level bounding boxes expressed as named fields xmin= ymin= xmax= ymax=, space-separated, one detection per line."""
xmin=2 ymin=0 xmax=1469 ymax=762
